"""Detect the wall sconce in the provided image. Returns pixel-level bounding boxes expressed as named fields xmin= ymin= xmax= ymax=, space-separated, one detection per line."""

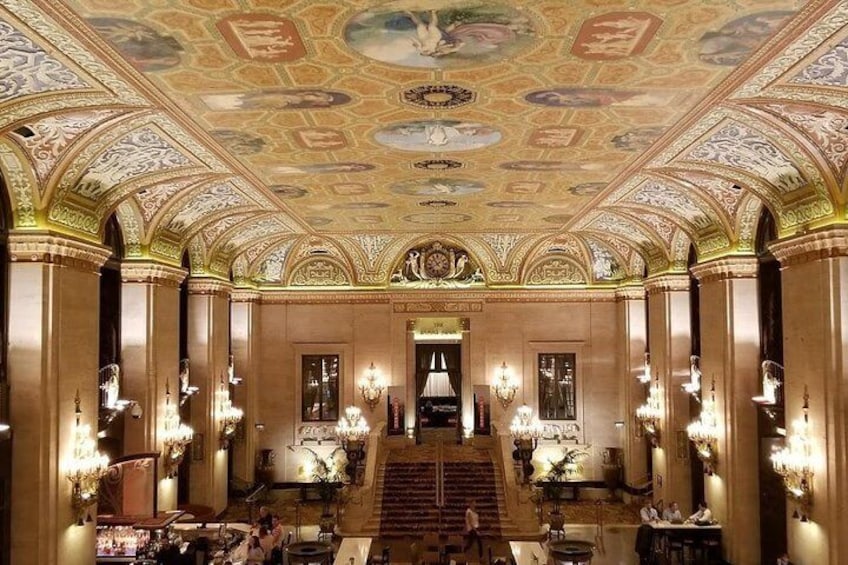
xmin=771 ymin=386 xmax=814 ymax=522
xmin=218 ymin=376 xmax=243 ymax=449
xmin=67 ymin=391 xmax=110 ymax=525
xmin=636 ymin=376 xmax=662 ymax=447
xmin=753 ymin=360 xmax=783 ymax=406
xmin=637 ymin=352 xmax=651 ymax=384
xmin=162 ymin=382 xmax=194 ymax=478
xmin=687 ymin=379 xmax=718 ymax=474
xmin=227 ymin=354 xmax=243 ymax=385
xmin=336 ymin=406 xmax=370 ymax=484
xmin=178 ymin=358 xmax=198 ymax=406
xmin=493 ymin=361 xmax=519 ymax=409
xmin=682 ymin=355 xmax=701 ymax=396
xmin=358 ymin=362 xmax=386 ymax=411
xmin=510 ymin=405 xmax=543 ymax=484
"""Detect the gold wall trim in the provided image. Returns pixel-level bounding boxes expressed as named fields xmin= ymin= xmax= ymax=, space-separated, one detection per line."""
xmin=8 ymin=231 xmax=111 ymax=274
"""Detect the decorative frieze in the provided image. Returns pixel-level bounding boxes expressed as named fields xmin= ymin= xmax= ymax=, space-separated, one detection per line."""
xmin=186 ymin=277 xmax=233 ymax=297
xmin=689 ymin=256 xmax=759 ymax=284
xmin=615 ymin=284 xmax=646 ymax=301
xmin=231 ymin=289 xmax=262 ymax=303
xmin=8 ymin=232 xmax=111 ymax=274
xmin=393 ymin=301 xmax=483 ymax=313
xmin=769 ymin=227 xmax=848 ymax=267
xmin=120 ymin=261 xmax=187 ymax=287
xmin=643 ymin=273 xmax=690 ymax=295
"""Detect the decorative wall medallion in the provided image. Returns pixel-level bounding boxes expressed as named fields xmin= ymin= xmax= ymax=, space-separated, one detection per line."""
xmin=202 ymin=89 xmax=351 ymax=110
xmin=270 ymin=185 xmax=308 ymax=198
xmin=529 ymin=127 xmax=582 ymax=148
xmin=610 ymin=126 xmax=666 ymax=152
xmin=217 ymin=14 xmax=306 ymax=62
xmin=290 ymin=259 xmax=350 ymax=286
xmin=699 ymin=11 xmax=795 ymax=66
xmin=306 ymin=216 xmax=332 ymax=226
xmin=391 ymin=178 xmax=484 ymax=196
xmin=391 ymin=241 xmax=483 ymax=287
xmin=524 ymin=88 xmax=676 ymax=107
xmin=275 ymin=163 xmax=375 ymax=174
xmin=331 ymin=183 xmax=370 ymax=195
xmin=526 ymin=257 xmax=587 ymax=285
xmin=568 ymin=182 xmax=606 ymax=196
xmin=506 ymin=181 xmax=544 ymax=194
xmin=88 ymin=18 xmax=183 ymax=71
xmin=413 ymin=159 xmax=463 ymax=171
xmin=419 ymin=200 xmax=457 ymax=208
xmin=292 ymin=128 xmax=347 ymax=150
xmin=402 ymin=85 xmax=475 ymax=108
xmin=344 ymin=3 xmax=536 ymax=69
xmin=486 ymin=201 xmax=537 ymax=208
xmin=542 ymin=214 xmax=574 ymax=224
xmin=211 ymin=129 xmax=266 ymax=155
xmin=332 ymin=202 xmax=389 ymax=210
xmin=402 ymin=213 xmax=472 ymax=225
xmin=375 ymin=120 xmax=500 ymax=152
xmin=572 ymin=12 xmax=662 ymax=60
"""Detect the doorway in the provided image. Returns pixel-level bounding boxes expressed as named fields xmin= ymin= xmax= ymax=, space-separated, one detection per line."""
xmin=415 ymin=343 xmax=461 ymax=444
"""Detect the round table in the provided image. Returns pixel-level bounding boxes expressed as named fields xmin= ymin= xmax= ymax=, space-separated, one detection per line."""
xmin=549 ymin=540 xmax=595 ymax=565
xmin=286 ymin=541 xmax=333 ymax=565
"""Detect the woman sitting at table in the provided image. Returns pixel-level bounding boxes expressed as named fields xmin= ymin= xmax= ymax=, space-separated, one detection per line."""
xmin=687 ymin=501 xmax=713 ymax=524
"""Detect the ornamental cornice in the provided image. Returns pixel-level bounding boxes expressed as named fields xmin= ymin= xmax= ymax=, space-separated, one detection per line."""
xmin=8 ymin=232 xmax=111 ymax=274
xmin=231 ymin=289 xmax=262 ymax=303
xmin=643 ymin=273 xmax=690 ymax=295
xmin=689 ymin=256 xmax=759 ymax=284
xmin=120 ymin=261 xmax=186 ymax=287
xmin=186 ymin=277 xmax=233 ymax=297
xmin=256 ymin=288 xmax=618 ymax=305
xmin=770 ymin=227 xmax=848 ymax=267
xmin=615 ymin=285 xmax=646 ymax=301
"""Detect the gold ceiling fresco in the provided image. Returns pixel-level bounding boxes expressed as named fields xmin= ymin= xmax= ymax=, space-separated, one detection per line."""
xmin=0 ymin=0 xmax=846 ymax=288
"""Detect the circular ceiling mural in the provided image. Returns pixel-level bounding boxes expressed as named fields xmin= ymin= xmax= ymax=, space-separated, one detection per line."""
xmin=344 ymin=2 xmax=536 ymax=69
xmin=375 ymin=120 xmax=500 ymax=152
xmin=419 ymin=200 xmax=457 ymax=208
xmin=413 ymin=159 xmax=463 ymax=170
xmin=391 ymin=178 xmax=484 ymax=196
xmin=402 ymin=85 xmax=475 ymax=108
xmin=403 ymin=212 xmax=473 ymax=224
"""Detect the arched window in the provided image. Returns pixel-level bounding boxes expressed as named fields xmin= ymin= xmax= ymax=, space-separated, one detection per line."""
xmin=0 ymin=174 xmax=12 ymax=565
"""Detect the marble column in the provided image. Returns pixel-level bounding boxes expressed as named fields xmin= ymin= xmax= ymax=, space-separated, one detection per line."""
xmin=644 ymin=274 xmax=693 ymax=512
xmin=186 ymin=277 xmax=232 ymax=514
xmin=771 ymin=229 xmax=848 ymax=565
xmin=690 ymin=257 xmax=761 ymax=564
xmin=120 ymin=261 xmax=187 ymax=511
xmin=231 ymin=289 xmax=261 ymax=484
xmin=7 ymin=233 xmax=110 ymax=565
xmin=615 ymin=285 xmax=649 ymax=492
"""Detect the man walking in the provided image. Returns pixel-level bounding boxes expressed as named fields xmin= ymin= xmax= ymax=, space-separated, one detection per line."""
xmin=464 ymin=499 xmax=483 ymax=559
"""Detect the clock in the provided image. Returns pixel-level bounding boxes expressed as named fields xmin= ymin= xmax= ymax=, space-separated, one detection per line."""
xmin=424 ymin=250 xmax=451 ymax=278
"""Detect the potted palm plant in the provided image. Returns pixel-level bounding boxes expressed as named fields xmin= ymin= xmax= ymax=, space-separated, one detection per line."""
xmin=298 ymin=447 xmax=345 ymax=536
xmin=538 ymin=446 xmax=591 ymax=532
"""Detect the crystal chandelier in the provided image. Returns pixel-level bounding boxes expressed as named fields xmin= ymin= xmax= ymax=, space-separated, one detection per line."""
xmin=218 ymin=377 xmax=243 ymax=449
xmin=637 ymin=352 xmax=651 ymax=384
xmin=336 ymin=406 xmax=370 ymax=484
xmin=67 ymin=391 xmax=110 ymax=525
xmin=687 ymin=379 xmax=718 ymax=474
xmin=510 ymin=405 xmax=543 ymax=484
xmin=771 ymin=387 xmax=814 ymax=522
xmin=493 ymin=361 xmax=519 ymax=408
xmin=358 ymin=362 xmax=386 ymax=410
xmin=162 ymin=382 xmax=194 ymax=478
xmin=636 ymin=377 xmax=662 ymax=447
xmin=682 ymin=355 xmax=701 ymax=396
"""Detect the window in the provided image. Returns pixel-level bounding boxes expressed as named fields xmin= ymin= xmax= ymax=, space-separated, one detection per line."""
xmin=538 ymin=353 xmax=577 ymax=420
xmin=302 ymin=354 xmax=339 ymax=422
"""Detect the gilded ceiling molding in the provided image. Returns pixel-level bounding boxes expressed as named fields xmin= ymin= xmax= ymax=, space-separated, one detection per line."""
xmin=120 ymin=261 xmax=187 ymax=287
xmin=733 ymin=194 xmax=764 ymax=254
xmin=643 ymin=273 xmax=690 ymax=295
xmin=393 ymin=302 xmax=483 ymax=314
xmin=186 ymin=276 xmax=233 ymax=297
xmin=257 ymin=288 xmax=618 ymax=304
xmin=0 ymin=140 xmax=38 ymax=227
xmin=7 ymin=231 xmax=111 ymax=274
xmin=523 ymin=254 xmax=589 ymax=287
xmin=615 ymin=284 xmax=646 ymax=301
xmin=769 ymin=227 xmax=848 ymax=267
xmin=689 ymin=256 xmax=759 ymax=284
xmin=113 ymin=200 xmax=143 ymax=257
xmin=231 ymin=289 xmax=262 ymax=303
xmin=288 ymin=257 xmax=352 ymax=287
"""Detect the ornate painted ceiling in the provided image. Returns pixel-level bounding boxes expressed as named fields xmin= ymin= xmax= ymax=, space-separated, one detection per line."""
xmin=0 ymin=0 xmax=846 ymax=289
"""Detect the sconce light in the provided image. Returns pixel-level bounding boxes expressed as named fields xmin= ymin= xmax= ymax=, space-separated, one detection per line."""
xmin=254 ymin=422 xmax=266 ymax=431
xmin=493 ymin=361 xmax=519 ymax=409
xmin=162 ymin=382 xmax=194 ymax=478
xmin=687 ymin=379 xmax=718 ymax=474
xmin=67 ymin=391 xmax=110 ymax=525
xmin=682 ymin=355 xmax=701 ymax=397
xmin=218 ymin=376 xmax=243 ymax=449
xmin=637 ymin=352 xmax=651 ymax=384
xmin=336 ymin=406 xmax=370 ymax=484
xmin=99 ymin=364 xmax=141 ymax=426
xmin=510 ymin=405 xmax=543 ymax=484
xmin=358 ymin=362 xmax=386 ymax=411
xmin=771 ymin=386 xmax=814 ymax=522
xmin=227 ymin=354 xmax=242 ymax=385
xmin=178 ymin=358 xmax=199 ymax=406
xmin=753 ymin=360 xmax=783 ymax=406
xmin=636 ymin=376 xmax=662 ymax=447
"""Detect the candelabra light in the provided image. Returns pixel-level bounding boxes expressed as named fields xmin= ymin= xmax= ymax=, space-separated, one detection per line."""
xmin=637 ymin=352 xmax=651 ymax=384
xmin=336 ymin=406 xmax=370 ymax=484
xmin=358 ymin=362 xmax=386 ymax=411
xmin=493 ymin=361 xmax=519 ymax=409
xmin=510 ymin=405 xmax=543 ymax=484
xmin=687 ymin=379 xmax=718 ymax=474
xmin=636 ymin=377 xmax=662 ymax=447
xmin=682 ymin=355 xmax=702 ymax=396
xmin=67 ymin=391 xmax=110 ymax=525
xmin=218 ymin=377 xmax=243 ymax=449
xmin=771 ymin=387 xmax=814 ymax=522
xmin=162 ymin=382 xmax=194 ymax=478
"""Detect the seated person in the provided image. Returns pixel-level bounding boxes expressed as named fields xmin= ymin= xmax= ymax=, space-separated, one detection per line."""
xmin=687 ymin=501 xmax=713 ymax=524
xmin=663 ymin=501 xmax=683 ymax=523
xmin=639 ymin=499 xmax=659 ymax=523
xmin=257 ymin=506 xmax=273 ymax=530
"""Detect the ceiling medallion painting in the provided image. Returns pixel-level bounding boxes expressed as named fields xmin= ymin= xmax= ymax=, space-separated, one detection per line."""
xmin=344 ymin=2 xmax=536 ymax=69
xmin=270 ymin=185 xmax=307 ymax=199
xmin=611 ymin=127 xmax=667 ymax=152
xmin=275 ymin=163 xmax=375 ymax=175
xmin=568 ymin=183 xmax=606 ymax=196
xmin=211 ymin=129 xmax=266 ymax=155
xmin=403 ymin=213 xmax=472 ymax=225
xmin=87 ymin=18 xmax=183 ymax=71
xmin=413 ymin=159 xmax=463 ymax=170
xmin=293 ymin=128 xmax=347 ymax=150
xmin=374 ymin=120 xmax=500 ymax=152
xmin=698 ymin=11 xmax=795 ymax=66
xmin=419 ymin=200 xmax=457 ymax=208
xmin=200 ymin=89 xmax=351 ymax=111
xmin=391 ymin=178 xmax=484 ymax=196
xmin=391 ymin=241 xmax=484 ymax=288
xmin=216 ymin=14 xmax=306 ymax=63
xmin=402 ymin=84 xmax=475 ymax=109
xmin=524 ymin=88 xmax=678 ymax=108
xmin=571 ymin=12 xmax=662 ymax=60
xmin=529 ymin=127 xmax=582 ymax=148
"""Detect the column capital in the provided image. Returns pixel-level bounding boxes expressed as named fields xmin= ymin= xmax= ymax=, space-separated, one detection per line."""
xmin=615 ymin=284 xmax=646 ymax=301
xmin=231 ymin=289 xmax=262 ymax=303
xmin=689 ymin=256 xmax=759 ymax=284
xmin=120 ymin=261 xmax=187 ymax=287
xmin=186 ymin=277 xmax=233 ymax=297
xmin=643 ymin=273 xmax=690 ymax=295
xmin=770 ymin=227 xmax=848 ymax=267
xmin=8 ymin=232 xmax=111 ymax=274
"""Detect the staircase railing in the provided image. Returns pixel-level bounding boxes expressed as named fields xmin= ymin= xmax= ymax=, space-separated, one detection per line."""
xmin=491 ymin=422 xmax=539 ymax=533
xmin=436 ymin=441 xmax=445 ymax=533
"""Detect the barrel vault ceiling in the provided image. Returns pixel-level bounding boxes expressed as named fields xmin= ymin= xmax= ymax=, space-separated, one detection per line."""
xmin=0 ymin=0 xmax=846 ymax=289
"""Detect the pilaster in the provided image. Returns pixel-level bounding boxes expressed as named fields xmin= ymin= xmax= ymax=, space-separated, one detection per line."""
xmin=7 ymin=233 xmax=110 ymax=565
xmin=230 ymin=289 xmax=261 ymax=484
xmin=690 ymin=256 xmax=761 ymax=565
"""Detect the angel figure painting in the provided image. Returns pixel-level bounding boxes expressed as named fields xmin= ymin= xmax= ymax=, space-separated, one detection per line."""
xmin=344 ymin=1 xmax=536 ymax=69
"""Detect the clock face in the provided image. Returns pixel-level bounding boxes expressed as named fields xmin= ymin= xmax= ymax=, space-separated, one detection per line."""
xmin=425 ymin=251 xmax=450 ymax=277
